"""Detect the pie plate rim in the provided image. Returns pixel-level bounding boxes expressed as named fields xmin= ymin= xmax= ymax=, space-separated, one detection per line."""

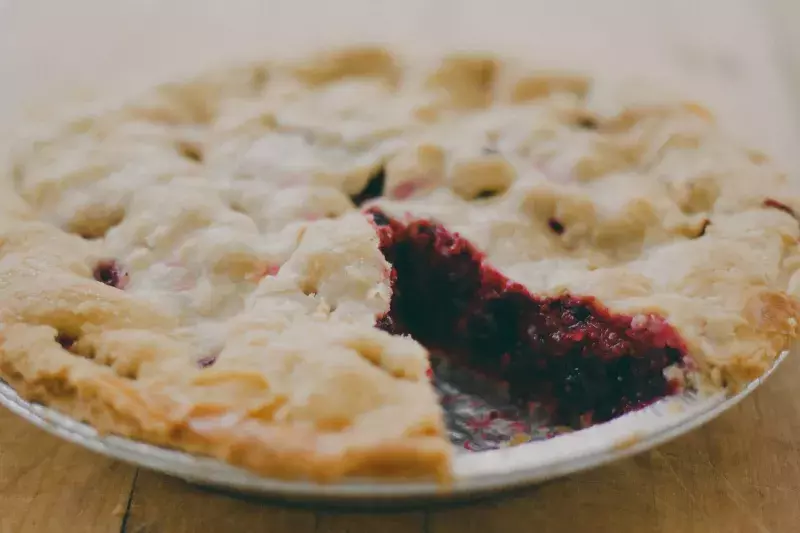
xmin=0 ymin=348 xmax=788 ymax=503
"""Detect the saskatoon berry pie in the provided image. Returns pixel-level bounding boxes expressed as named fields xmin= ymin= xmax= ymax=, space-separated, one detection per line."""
xmin=1 ymin=47 xmax=799 ymax=482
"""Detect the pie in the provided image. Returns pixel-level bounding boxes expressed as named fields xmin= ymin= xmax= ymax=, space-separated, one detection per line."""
xmin=1 ymin=46 xmax=798 ymax=483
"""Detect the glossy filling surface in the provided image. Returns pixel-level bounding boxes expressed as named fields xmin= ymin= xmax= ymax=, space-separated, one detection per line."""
xmin=369 ymin=209 xmax=689 ymax=427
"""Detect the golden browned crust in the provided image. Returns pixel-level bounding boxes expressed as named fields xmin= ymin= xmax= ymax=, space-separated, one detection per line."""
xmin=0 ymin=362 xmax=450 ymax=482
xmin=1 ymin=45 xmax=799 ymax=482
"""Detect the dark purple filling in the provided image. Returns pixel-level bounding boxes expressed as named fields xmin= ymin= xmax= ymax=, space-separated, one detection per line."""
xmin=350 ymin=167 xmax=386 ymax=207
xmin=56 ymin=333 xmax=76 ymax=351
xmin=368 ymin=209 xmax=688 ymax=428
xmin=93 ymin=259 xmax=129 ymax=289
xmin=547 ymin=217 xmax=565 ymax=235
xmin=197 ymin=353 xmax=218 ymax=368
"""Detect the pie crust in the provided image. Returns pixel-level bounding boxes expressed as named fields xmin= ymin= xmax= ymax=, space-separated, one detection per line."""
xmin=1 ymin=46 xmax=799 ymax=482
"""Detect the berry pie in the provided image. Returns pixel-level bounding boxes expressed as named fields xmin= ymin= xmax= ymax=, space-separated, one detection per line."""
xmin=1 ymin=47 xmax=798 ymax=482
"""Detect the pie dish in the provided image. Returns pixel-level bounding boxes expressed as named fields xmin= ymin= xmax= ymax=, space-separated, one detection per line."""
xmin=0 ymin=46 xmax=798 ymax=483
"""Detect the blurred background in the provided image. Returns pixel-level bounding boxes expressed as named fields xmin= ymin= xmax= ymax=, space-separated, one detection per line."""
xmin=0 ymin=0 xmax=798 ymax=171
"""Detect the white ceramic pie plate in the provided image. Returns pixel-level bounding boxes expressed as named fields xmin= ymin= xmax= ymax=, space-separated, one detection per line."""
xmin=0 ymin=350 xmax=787 ymax=504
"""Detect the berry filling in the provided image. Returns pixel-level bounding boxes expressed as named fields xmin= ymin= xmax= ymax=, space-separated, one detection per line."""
xmin=368 ymin=209 xmax=689 ymax=428
xmin=350 ymin=167 xmax=386 ymax=207
xmin=764 ymin=198 xmax=796 ymax=218
xmin=197 ymin=353 xmax=218 ymax=368
xmin=93 ymin=259 xmax=129 ymax=290
xmin=56 ymin=332 xmax=77 ymax=351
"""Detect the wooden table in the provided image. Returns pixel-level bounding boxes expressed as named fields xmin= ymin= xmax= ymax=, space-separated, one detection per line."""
xmin=1 ymin=349 xmax=797 ymax=533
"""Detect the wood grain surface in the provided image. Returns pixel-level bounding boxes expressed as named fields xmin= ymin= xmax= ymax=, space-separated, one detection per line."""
xmin=0 ymin=350 xmax=797 ymax=533
xmin=1 ymin=1 xmax=800 ymax=532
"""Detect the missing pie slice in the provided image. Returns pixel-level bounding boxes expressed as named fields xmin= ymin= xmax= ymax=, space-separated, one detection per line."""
xmin=0 ymin=46 xmax=798 ymax=483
